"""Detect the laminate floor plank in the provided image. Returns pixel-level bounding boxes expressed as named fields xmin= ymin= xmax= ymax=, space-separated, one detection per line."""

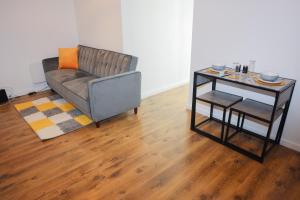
xmin=0 ymin=85 xmax=299 ymax=200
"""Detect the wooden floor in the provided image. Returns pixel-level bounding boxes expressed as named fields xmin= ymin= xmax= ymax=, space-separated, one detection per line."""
xmin=0 ymin=85 xmax=300 ymax=200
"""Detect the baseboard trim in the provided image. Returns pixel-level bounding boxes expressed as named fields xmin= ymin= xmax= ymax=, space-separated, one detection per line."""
xmin=142 ymin=80 xmax=188 ymax=99
xmin=280 ymin=139 xmax=300 ymax=152
xmin=5 ymin=82 xmax=49 ymax=99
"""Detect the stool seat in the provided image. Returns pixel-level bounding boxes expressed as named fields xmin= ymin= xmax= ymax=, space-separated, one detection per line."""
xmin=231 ymin=99 xmax=283 ymax=122
xmin=197 ymin=90 xmax=243 ymax=108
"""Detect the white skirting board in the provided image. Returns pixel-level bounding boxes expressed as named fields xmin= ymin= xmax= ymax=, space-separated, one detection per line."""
xmin=141 ymin=80 xmax=189 ymax=99
xmin=5 ymin=82 xmax=49 ymax=99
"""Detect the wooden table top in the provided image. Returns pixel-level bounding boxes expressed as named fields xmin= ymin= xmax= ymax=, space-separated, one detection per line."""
xmin=196 ymin=67 xmax=296 ymax=93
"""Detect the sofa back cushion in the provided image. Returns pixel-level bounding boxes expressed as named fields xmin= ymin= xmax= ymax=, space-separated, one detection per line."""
xmin=78 ymin=45 xmax=133 ymax=77
xmin=78 ymin=45 xmax=98 ymax=74
xmin=93 ymin=50 xmax=132 ymax=77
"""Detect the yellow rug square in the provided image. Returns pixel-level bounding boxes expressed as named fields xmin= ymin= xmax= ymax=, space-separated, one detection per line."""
xmin=59 ymin=103 xmax=75 ymax=112
xmin=15 ymin=102 xmax=34 ymax=111
xmin=74 ymin=115 xmax=93 ymax=126
xmin=30 ymin=118 xmax=54 ymax=131
xmin=36 ymin=102 xmax=57 ymax=112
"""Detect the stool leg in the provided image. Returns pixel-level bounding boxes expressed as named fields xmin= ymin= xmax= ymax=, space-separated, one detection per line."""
xmin=221 ymin=108 xmax=227 ymax=141
xmin=261 ymin=122 xmax=274 ymax=162
xmin=225 ymin=109 xmax=232 ymax=142
xmin=210 ymin=104 xmax=214 ymax=119
xmin=240 ymin=114 xmax=245 ymax=131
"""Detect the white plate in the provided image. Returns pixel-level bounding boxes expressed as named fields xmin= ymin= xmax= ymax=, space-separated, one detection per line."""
xmin=209 ymin=68 xmax=226 ymax=73
xmin=257 ymin=77 xmax=283 ymax=84
xmin=212 ymin=65 xmax=225 ymax=71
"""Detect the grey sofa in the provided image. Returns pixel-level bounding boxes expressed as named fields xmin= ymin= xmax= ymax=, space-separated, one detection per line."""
xmin=42 ymin=45 xmax=141 ymax=127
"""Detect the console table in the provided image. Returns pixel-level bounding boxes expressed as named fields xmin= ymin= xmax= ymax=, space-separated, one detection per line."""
xmin=191 ymin=67 xmax=296 ymax=162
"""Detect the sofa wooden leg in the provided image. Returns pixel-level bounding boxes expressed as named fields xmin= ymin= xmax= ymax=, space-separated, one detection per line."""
xmin=134 ymin=107 xmax=138 ymax=115
xmin=95 ymin=121 xmax=100 ymax=128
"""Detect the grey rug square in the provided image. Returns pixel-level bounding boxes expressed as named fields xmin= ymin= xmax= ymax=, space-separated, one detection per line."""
xmin=57 ymin=119 xmax=82 ymax=133
xmin=48 ymin=94 xmax=62 ymax=101
xmin=43 ymin=107 xmax=63 ymax=117
xmin=20 ymin=106 xmax=39 ymax=117
xmin=68 ymin=109 xmax=83 ymax=117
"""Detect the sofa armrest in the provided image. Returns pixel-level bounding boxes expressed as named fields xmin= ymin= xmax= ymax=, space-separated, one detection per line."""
xmin=88 ymin=71 xmax=141 ymax=122
xmin=42 ymin=57 xmax=58 ymax=73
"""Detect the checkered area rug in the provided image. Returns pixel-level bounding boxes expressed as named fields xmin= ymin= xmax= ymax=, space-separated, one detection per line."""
xmin=14 ymin=94 xmax=93 ymax=140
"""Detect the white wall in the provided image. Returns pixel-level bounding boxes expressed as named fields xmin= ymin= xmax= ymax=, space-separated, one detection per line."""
xmin=0 ymin=0 xmax=194 ymax=99
xmin=121 ymin=0 xmax=193 ymax=98
xmin=73 ymin=0 xmax=123 ymax=52
xmin=0 ymin=0 xmax=79 ymax=97
xmin=189 ymin=0 xmax=300 ymax=151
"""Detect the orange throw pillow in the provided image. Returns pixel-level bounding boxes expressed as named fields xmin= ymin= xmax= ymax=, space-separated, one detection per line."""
xmin=58 ymin=48 xmax=79 ymax=69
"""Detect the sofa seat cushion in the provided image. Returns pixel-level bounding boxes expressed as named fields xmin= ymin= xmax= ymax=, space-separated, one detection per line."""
xmin=62 ymin=76 xmax=97 ymax=100
xmin=45 ymin=69 xmax=90 ymax=84
xmin=45 ymin=69 xmax=95 ymax=116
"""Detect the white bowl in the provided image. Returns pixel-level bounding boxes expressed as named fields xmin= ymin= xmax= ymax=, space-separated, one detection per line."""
xmin=260 ymin=72 xmax=279 ymax=82
xmin=212 ymin=65 xmax=225 ymax=71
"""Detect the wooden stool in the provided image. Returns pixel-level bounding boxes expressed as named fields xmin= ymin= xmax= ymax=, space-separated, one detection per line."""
xmin=194 ymin=90 xmax=243 ymax=143
xmin=225 ymin=98 xmax=283 ymax=162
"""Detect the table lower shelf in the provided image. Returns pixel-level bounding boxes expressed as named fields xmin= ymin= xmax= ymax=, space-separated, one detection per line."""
xmin=194 ymin=116 xmax=231 ymax=143
xmin=192 ymin=116 xmax=276 ymax=162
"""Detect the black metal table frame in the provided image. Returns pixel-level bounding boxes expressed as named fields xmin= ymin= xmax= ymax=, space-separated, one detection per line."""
xmin=191 ymin=69 xmax=296 ymax=162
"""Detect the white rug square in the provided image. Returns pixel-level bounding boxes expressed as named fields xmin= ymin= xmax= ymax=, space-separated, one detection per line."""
xmin=32 ymin=97 xmax=50 ymax=106
xmin=24 ymin=112 xmax=47 ymax=123
xmin=49 ymin=113 xmax=73 ymax=124
xmin=53 ymin=99 xmax=67 ymax=106
xmin=36 ymin=125 xmax=64 ymax=140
